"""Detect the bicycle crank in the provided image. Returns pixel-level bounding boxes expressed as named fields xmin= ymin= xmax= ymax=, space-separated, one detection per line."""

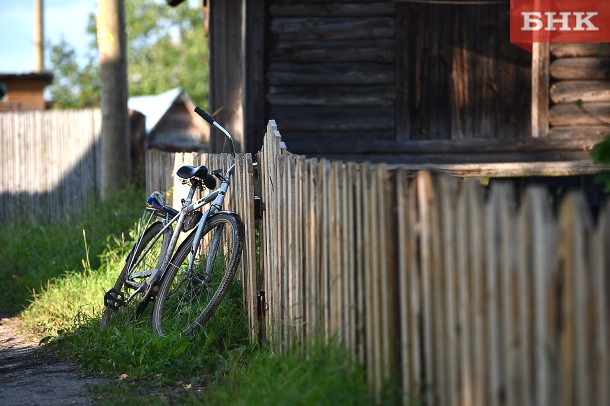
xmin=104 ymin=288 xmax=127 ymax=310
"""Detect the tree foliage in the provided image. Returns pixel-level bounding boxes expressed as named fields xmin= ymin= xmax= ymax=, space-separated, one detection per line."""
xmin=47 ymin=0 xmax=209 ymax=109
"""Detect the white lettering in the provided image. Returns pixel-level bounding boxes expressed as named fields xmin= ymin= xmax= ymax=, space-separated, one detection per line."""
xmin=545 ymin=12 xmax=572 ymax=31
xmin=522 ymin=12 xmax=543 ymax=31
xmin=574 ymin=12 xmax=599 ymax=31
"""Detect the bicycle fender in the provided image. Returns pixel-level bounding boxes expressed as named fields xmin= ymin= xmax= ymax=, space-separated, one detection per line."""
xmin=208 ymin=210 xmax=239 ymax=219
xmin=125 ymin=221 xmax=164 ymax=264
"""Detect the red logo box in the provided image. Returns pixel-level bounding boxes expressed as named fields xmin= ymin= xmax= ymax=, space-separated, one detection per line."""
xmin=510 ymin=0 xmax=610 ymax=50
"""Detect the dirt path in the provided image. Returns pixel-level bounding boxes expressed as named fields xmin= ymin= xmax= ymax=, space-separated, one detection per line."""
xmin=0 ymin=316 xmax=105 ymax=405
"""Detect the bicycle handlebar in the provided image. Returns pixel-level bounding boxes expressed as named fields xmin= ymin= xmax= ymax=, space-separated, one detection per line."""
xmin=194 ymin=106 xmax=215 ymax=125
xmin=194 ymin=106 xmax=236 ymax=157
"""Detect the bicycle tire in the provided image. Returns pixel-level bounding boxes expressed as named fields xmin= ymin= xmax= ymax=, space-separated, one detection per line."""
xmin=100 ymin=221 xmax=167 ymax=329
xmin=152 ymin=212 xmax=244 ymax=337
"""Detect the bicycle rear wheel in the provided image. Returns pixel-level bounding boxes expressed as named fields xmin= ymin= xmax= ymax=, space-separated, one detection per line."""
xmin=152 ymin=213 xmax=244 ymax=337
xmin=100 ymin=221 xmax=167 ymax=329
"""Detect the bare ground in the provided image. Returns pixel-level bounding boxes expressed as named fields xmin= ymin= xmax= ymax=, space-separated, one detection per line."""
xmin=0 ymin=315 xmax=105 ymax=406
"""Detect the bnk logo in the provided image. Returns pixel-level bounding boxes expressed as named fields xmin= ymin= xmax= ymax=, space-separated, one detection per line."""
xmin=510 ymin=1 xmax=610 ymax=50
xmin=521 ymin=12 xmax=599 ymax=31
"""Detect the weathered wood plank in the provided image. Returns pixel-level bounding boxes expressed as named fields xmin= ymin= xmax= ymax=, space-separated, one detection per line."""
xmin=551 ymin=43 xmax=610 ymax=58
xmin=416 ymin=172 xmax=435 ymax=401
xmin=549 ymin=102 xmax=610 ymax=126
xmin=456 ymin=178 xmax=475 ymax=406
xmin=283 ymin=134 xmax=608 ymax=155
xmin=550 ymin=58 xmax=610 ymax=80
xmin=269 ymin=2 xmax=395 ymax=17
xmin=532 ymin=42 xmax=550 ymax=137
xmin=271 ymin=17 xmax=395 ymax=41
xmin=557 ymin=193 xmax=593 ymax=406
xmin=268 ymin=39 xmax=395 ymax=63
xmin=209 ymin=0 xmax=245 ymax=151
xmin=593 ymin=202 xmax=610 ymax=406
xmin=267 ymin=62 xmax=395 ymax=86
xmin=408 ymin=172 xmax=424 ymax=396
xmin=396 ymin=2 xmax=531 ymax=141
xmin=437 ymin=175 xmax=459 ymax=406
xmin=377 ymin=164 xmax=394 ymax=388
xmin=269 ymin=106 xmax=395 ymax=132
xmin=267 ymin=85 xmax=395 ymax=106
xmin=549 ymin=125 xmax=610 ymax=138
xmin=550 ymin=80 xmax=610 ymax=104
xmin=245 ymin=0 xmax=267 ymax=152
xmin=486 ymin=183 xmax=514 ymax=405
xmin=396 ymin=169 xmax=411 ymax=396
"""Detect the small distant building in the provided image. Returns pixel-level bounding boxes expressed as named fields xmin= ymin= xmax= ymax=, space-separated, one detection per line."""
xmin=128 ymin=87 xmax=209 ymax=152
xmin=0 ymin=72 xmax=53 ymax=112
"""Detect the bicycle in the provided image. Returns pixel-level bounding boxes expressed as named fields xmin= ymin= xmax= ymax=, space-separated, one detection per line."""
xmin=100 ymin=106 xmax=245 ymax=337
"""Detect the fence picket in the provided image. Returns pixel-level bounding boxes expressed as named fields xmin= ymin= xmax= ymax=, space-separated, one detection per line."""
xmin=593 ymin=202 xmax=610 ymax=406
xmin=485 ymin=183 xmax=513 ymax=406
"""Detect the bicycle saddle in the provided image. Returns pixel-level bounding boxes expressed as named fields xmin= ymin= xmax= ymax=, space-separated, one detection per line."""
xmin=176 ymin=165 xmax=217 ymax=189
xmin=177 ymin=165 xmax=208 ymax=179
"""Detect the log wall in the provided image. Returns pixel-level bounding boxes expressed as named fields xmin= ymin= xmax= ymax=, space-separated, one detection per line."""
xmin=266 ymin=0 xmax=397 ymax=153
xmin=549 ymin=44 xmax=610 ymax=137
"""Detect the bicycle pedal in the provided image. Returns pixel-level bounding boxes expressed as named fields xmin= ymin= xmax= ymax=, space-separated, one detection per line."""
xmin=104 ymin=288 xmax=126 ymax=310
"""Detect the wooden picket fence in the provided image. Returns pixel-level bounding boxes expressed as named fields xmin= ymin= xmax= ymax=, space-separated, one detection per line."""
xmin=0 ymin=109 xmax=102 ymax=223
xmin=145 ymin=121 xmax=609 ymax=404
xmin=257 ymin=121 xmax=609 ymax=405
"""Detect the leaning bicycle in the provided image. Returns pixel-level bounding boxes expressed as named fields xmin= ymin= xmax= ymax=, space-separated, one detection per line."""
xmin=100 ymin=106 xmax=244 ymax=337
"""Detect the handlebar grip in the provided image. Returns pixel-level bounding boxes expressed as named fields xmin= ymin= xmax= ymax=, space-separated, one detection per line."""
xmin=194 ymin=106 xmax=215 ymax=125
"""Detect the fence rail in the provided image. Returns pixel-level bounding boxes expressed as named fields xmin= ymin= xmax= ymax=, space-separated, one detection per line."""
xmin=257 ymin=121 xmax=609 ymax=405
xmin=0 ymin=109 xmax=101 ymax=223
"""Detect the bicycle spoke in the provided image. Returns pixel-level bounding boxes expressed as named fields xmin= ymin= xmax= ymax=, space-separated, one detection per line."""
xmin=153 ymin=213 xmax=243 ymax=337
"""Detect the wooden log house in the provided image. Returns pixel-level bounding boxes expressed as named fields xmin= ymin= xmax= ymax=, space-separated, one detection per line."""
xmin=171 ymin=0 xmax=610 ymax=176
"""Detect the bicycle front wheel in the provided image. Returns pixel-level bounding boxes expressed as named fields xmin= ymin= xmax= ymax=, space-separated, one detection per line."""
xmin=152 ymin=213 xmax=244 ymax=337
xmin=100 ymin=221 xmax=167 ymax=329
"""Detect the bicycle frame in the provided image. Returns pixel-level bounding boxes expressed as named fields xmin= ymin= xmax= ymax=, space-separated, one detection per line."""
xmin=123 ymin=164 xmax=236 ymax=307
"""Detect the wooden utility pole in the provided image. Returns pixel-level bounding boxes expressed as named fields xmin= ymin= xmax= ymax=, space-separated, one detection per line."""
xmin=34 ymin=0 xmax=43 ymax=72
xmin=97 ymin=0 xmax=130 ymax=198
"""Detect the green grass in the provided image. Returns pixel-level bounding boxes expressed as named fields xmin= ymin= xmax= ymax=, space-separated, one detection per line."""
xmin=0 ymin=187 xmax=142 ymax=316
xmin=2 ymin=187 xmax=402 ymax=404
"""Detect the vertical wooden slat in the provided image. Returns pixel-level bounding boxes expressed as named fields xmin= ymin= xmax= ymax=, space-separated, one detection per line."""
xmin=593 ymin=202 xmax=610 ymax=406
xmin=306 ymin=158 xmax=319 ymax=341
xmin=354 ymin=164 xmax=366 ymax=366
xmin=329 ymin=161 xmax=340 ymax=339
xmin=532 ymin=42 xmax=550 ymax=138
xmin=557 ymin=193 xmax=592 ymax=406
xmin=528 ymin=188 xmax=555 ymax=406
xmin=320 ymin=159 xmax=331 ymax=339
xmin=416 ymin=172 xmax=436 ymax=402
xmin=486 ymin=183 xmax=515 ymax=406
xmin=407 ymin=172 xmax=422 ymax=395
xmin=378 ymin=164 xmax=395 ymax=387
xmin=344 ymin=162 xmax=357 ymax=354
xmin=396 ymin=169 xmax=410 ymax=399
xmin=456 ymin=179 xmax=474 ymax=406
xmin=286 ymin=154 xmax=298 ymax=344
xmin=361 ymin=162 xmax=376 ymax=388
xmin=435 ymin=176 xmax=459 ymax=406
